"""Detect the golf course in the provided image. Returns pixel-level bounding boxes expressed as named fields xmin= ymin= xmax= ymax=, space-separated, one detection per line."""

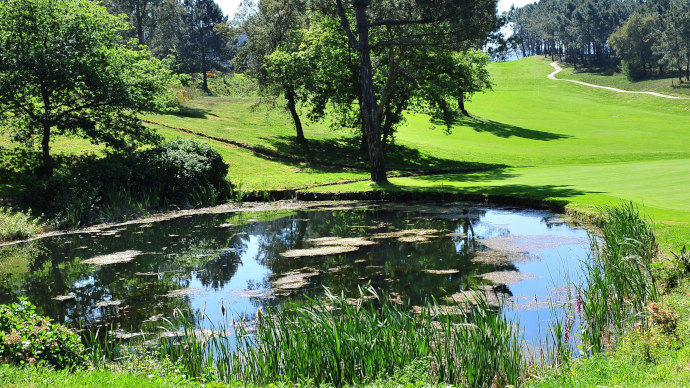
xmin=2 ymin=55 xmax=690 ymax=387
xmin=132 ymin=56 xmax=689 ymax=252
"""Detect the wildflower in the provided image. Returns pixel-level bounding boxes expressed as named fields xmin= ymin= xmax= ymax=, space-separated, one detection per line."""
xmin=576 ymin=292 xmax=582 ymax=315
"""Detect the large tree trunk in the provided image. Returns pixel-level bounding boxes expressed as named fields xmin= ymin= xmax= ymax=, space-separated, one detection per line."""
xmin=136 ymin=0 xmax=145 ymax=45
xmin=41 ymin=123 xmax=52 ymax=177
xmin=285 ymin=88 xmax=306 ymax=144
xmin=458 ymin=92 xmax=468 ymax=116
xmin=353 ymin=1 xmax=387 ymax=183
xmin=359 ymin=124 xmax=368 ymax=154
xmin=201 ymin=29 xmax=209 ymax=94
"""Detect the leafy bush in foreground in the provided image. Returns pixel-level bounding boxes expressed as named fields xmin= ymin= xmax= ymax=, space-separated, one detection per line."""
xmin=0 ymin=299 xmax=86 ymax=369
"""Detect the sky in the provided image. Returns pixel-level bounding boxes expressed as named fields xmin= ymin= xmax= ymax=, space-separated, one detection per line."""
xmin=216 ymin=0 xmax=538 ymax=19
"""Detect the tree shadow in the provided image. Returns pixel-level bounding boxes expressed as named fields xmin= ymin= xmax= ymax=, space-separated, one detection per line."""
xmin=257 ymin=135 xmax=508 ymax=173
xmin=372 ymin=176 xmax=599 ymax=207
xmin=169 ymin=106 xmax=213 ymax=119
xmin=458 ymin=117 xmax=571 ymax=141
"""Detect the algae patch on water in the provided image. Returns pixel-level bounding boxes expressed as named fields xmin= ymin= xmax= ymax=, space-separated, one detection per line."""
xmin=424 ymin=269 xmax=460 ymax=275
xmin=83 ymin=250 xmax=142 ymax=265
xmin=272 ymin=270 xmax=319 ymax=291
xmin=280 ymin=245 xmax=360 ymax=258
xmin=306 ymin=237 xmax=377 ymax=247
xmin=479 ymin=271 xmax=537 ymax=285
xmin=479 ymin=235 xmax=586 ymax=253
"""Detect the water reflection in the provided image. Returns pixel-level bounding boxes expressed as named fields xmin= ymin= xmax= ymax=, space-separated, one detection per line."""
xmin=0 ymin=202 xmax=589 ymax=339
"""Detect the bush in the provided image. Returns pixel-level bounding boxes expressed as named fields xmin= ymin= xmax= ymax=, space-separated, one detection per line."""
xmin=0 ymin=299 xmax=86 ymax=369
xmin=24 ymin=139 xmax=229 ymax=227
xmin=0 ymin=208 xmax=40 ymax=241
xmin=132 ymin=139 xmax=229 ymax=206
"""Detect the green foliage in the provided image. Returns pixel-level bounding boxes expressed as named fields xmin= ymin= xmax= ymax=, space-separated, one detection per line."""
xmin=0 ymin=208 xmax=40 ymax=241
xmin=0 ymin=299 xmax=86 ymax=369
xmin=26 ymin=139 xmax=229 ymax=227
xmin=578 ymin=202 xmax=660 ymax=353
xmin=133 ymin=138 xmax=229 ymax=205
xmin=609 ymin=13 xmax=659 ymax=81
xmin=0 ymin=0 xmax=177 ymax=175
xmin=206 ymin=73 xmax=260 ymax=97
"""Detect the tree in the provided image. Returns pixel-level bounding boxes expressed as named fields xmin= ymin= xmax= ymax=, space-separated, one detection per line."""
xmin=609 ymin=13 xmax=659 ymax=80
xmin=653 ymin=0 xmax=690 ymax=83
xmin=0 ymin=0 xmax=176 ymax=176
xmin=323 ymin=0 xmax=500 ymax=182
xmin=180 ymin=0 xmax=227 ymax=93
xmin=237 ymin=0 xmax=311 ymax=144
xmin=103 ymin=0 xmax=162 ymax=46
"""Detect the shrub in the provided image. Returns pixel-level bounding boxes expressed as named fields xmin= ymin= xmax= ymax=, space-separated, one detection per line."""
xmin=0 ymin=299 xmax=86 ymax=369
xmin=132 ymin=139 xmax=229 ymax=206
xmin=24 ymin=139 xmax=229 ymax=226
xmin=0 ymin=207 xmax=40 ymax=241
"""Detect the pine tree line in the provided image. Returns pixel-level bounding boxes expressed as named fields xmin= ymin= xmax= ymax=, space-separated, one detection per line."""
xmin=511 ymin=0 xmax=690 ymax=81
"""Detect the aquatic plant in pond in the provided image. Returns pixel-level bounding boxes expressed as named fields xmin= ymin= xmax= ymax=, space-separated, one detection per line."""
xmin=578 ymin=202 xmax=660 ymax=353
xmin=158 ymin=286 xmax=524 ymax=387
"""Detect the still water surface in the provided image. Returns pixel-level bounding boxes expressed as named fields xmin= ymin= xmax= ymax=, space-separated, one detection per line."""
xmin=0 ymin=202 xmax=590 ymax=340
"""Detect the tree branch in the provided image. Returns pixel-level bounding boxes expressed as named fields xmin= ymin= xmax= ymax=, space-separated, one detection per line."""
xmin=368 ymin=18 xmax=438 ymax=28
xmin=335 ymin=0 xmax=360 ymax=50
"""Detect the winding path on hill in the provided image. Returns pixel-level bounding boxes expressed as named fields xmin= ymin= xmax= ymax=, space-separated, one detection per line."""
xmin=548 ymin=62 xmax=685 ymax=99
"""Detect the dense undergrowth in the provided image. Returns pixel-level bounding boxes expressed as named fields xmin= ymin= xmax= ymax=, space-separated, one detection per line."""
xmin=0 ymin=139 xmax=230 ymax=231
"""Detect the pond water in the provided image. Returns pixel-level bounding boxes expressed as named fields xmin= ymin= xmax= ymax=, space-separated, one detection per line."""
xmin=0 ymin=202 xmax=590 ymax=341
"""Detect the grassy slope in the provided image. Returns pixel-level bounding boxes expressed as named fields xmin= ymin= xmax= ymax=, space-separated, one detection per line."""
xmin=309 ymin=57 xmax=690 ymax=251
xmin=557 ymin=63 xmax=690 ymax=98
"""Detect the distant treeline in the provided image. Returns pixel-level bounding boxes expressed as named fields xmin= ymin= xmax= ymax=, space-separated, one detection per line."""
xmin=511 ymin=0 xmax=690 ymax=81
xmin=102 ymin=0 xmax=235 ymax=92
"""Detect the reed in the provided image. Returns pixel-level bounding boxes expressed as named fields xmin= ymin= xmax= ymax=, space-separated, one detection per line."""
xmin=578 ymin=202 xmax=659 ymax=353
xmin=156 ymin=287 xmax=524 ymax=387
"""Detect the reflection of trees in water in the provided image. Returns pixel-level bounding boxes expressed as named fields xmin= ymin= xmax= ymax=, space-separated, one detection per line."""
xmin=0 ymin=212 xmax=256 ymax=329
xmin=0 ymin=205 xmax=531 ymax=330
xmin=242 ymin=206 xmax=504 ymax=305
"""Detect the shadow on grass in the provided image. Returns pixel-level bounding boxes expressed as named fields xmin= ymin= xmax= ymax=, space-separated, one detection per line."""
xmin=258 ymin=135 xmax=508 ymax=173
xmin=169 ymin=106 xmax=215 ymax=119
xmin=458 ymin=118 xmax=571 ymax=141
xmin=368 ymin=177 xmax=597 ymax=209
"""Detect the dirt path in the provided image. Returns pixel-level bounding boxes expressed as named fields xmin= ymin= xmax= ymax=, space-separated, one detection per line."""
xmin=548 ymin=62 xmax=685 ymax=99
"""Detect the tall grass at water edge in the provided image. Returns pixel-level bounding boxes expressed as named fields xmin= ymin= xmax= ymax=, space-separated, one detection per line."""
xmin=577 ymin=202 xmax=660 ymax=354
xmin=155 ymin=287 xmax=523 ymax=387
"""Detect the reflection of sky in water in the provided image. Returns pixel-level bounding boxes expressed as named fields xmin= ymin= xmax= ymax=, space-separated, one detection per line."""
xmin=189 ymin=234 xmax=271 ymax=324
xmin=0 ymin=203 xmax=591 ymax=346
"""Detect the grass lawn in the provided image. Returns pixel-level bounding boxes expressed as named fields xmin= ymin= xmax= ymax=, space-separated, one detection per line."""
xmin=304 ymin=57 xmax=690 ymax=252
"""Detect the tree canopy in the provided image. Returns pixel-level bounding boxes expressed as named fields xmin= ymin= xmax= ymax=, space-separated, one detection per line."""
xmin=0 ymin=0 xmax=176 ymax=176
xmin=235 ymin=0 xmax=501 ymax=182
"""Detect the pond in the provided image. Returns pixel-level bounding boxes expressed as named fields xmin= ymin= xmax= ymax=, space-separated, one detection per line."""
xmin=0 ymin=201 xmax=590 ymax=342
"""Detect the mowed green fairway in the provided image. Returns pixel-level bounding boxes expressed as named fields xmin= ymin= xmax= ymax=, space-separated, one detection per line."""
xmin=309 ymin=57 xmax=690 ymax=250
